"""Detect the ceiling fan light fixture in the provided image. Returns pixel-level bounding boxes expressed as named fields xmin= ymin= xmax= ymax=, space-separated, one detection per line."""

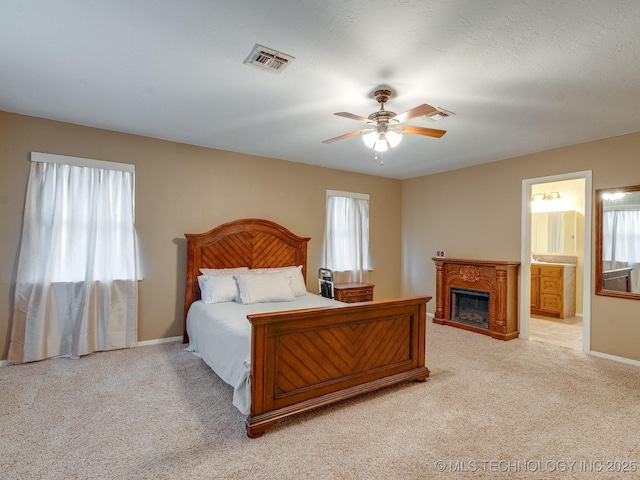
xmin=374 ymin=135 xmax=389 ymax=152
xmin=386 ymin=130 xmax=402 ymax=148
xmin=322 ymin=88 xmax=447 ymax=160
xmin=362 ymin=131 xmax=378 ymax=148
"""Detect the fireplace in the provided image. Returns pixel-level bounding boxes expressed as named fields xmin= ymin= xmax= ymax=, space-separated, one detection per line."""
xmin=450 ymin=287 xmax=489 ymax=329
xmin=433 ymin=258 xmax=520 ymax=340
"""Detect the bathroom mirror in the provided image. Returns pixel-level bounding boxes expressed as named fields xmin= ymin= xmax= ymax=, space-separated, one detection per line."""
xmin=531 ymin=211 xmax=578 ymax=254
xmin=596 ymin=184 xmax=640 ymax=299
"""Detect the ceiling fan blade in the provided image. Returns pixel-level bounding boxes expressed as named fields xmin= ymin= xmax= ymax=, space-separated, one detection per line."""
xmin=322 ymin=128 xmax=373 ymax=144
xmin=392 ymin=104 xmax=437 ymax=124
xmin=400 ymin=125 xmax=446 ymax=138
xmin=334 ymin=112 xmax=373 ymax=124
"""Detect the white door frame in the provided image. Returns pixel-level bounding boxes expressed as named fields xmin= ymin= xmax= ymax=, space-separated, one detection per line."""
xmin=520 ymin=170 xmax=592 ymax=353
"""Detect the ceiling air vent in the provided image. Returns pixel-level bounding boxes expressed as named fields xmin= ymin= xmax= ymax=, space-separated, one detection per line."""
xmin=243 ymin=44 xmax=294 ymax=74
xmin=424 ymin=108 xmax=455 ymax=122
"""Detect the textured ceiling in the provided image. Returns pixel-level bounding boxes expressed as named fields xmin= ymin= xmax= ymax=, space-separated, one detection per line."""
xmin=1 ymin=1 xmax=639 ymax=179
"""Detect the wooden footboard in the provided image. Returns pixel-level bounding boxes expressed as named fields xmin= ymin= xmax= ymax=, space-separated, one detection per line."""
xmin=184 ymin=219 xmax=431 ymax=437
xmin=245 ymin=296 xmax=431 ymax=438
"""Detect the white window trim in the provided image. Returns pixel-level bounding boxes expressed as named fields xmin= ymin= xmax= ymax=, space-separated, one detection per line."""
xmin=326 ymin=189 xmax=369 ymax=201
xmin=31 ymin=152 xmax=134 ymax=173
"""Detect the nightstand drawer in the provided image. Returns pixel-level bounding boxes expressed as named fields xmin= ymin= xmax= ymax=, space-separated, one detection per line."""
xmin=338 ymin=289 xmax=372 ymax=303
xmin=333 ymin=283 xmax=375 ymax=303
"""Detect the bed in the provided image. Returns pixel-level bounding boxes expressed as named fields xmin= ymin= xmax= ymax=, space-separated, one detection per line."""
xmin=183 ymin=218 xmax=431 ymax=437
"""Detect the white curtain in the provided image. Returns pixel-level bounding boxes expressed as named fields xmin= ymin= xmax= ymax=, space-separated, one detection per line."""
xmin=547 ymin=211 xmax=565 ymax=253
xmin=603 ymin=210 xmax=640 ymax=266
xmin=9 ymin=154 xmax=138 ymax=363
xmin=603 ymin=209 xmax=640 ymax=292
xmin=323 ymin=191 xmax=371 ymax=283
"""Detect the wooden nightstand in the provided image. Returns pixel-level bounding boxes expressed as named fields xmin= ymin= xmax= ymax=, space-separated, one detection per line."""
xmin=333 ymin=282 xmax=375 ymax=303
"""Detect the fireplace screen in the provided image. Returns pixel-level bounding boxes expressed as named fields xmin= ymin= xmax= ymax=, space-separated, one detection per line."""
xmin=450 ymin=287 xmax=490 ymax=329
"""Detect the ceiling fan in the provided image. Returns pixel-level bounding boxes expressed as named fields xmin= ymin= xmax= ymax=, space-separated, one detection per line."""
xmin=322 ymin=89 xmax=447 ymax=153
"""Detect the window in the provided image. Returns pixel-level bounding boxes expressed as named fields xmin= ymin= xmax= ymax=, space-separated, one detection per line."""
xmin=323 ymin=190 xmax=371 ymax=282
xmin=8 ymin=153 xmax=138 ymax=363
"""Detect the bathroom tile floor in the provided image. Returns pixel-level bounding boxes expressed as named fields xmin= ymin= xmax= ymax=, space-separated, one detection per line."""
xmin=529 ymin=314 xmax=583 ymax=350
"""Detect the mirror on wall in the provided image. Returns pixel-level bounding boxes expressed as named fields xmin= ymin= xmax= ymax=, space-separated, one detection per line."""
xmin=596 ymin=184 xmax=640 ymax=299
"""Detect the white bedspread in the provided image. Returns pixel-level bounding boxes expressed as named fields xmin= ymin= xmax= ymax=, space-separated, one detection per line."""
xmin=185 ymin=293 xmax=341 ymax=415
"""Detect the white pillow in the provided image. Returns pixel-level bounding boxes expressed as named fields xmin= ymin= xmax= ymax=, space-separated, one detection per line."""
xmin=198 ymin=274 xmax=237 ymax=303
xmin=249 ymin=265 xmax=307 ymax=296
xmin=199 ymin=267 xmax=249 ymax=275
xmin=234 ymin=272 xmax=296 ymax=304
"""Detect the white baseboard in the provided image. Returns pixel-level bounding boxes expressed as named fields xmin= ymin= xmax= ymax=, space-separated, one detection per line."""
xmin=136 ymin=336 xmax=182 ymax=347
xmin=589 ymin=350 xmax=640 ymax=367
xmin=0 ymin=360 xmax=9 ymax=367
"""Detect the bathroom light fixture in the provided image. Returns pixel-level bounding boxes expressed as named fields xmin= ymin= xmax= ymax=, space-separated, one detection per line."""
xmin=531 ymin=191 xmax=561 ymax=201
xmin=531 ymin=191 xmax=572 ymax=213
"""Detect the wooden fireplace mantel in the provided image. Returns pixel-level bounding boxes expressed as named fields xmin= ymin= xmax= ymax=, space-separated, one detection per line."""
xmin=432 ymin=258 xmax=520 ymax=341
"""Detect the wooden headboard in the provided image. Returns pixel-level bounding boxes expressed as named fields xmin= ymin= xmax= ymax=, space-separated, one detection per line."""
xmin=183 ymin=218 xmax=310 ymax=341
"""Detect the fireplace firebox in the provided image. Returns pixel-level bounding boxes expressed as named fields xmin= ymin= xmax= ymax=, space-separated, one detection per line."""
xmin=433 ymin=258 xmax=520 ymax=340
xmin=450 ymin=287 xmax=490 ymax=329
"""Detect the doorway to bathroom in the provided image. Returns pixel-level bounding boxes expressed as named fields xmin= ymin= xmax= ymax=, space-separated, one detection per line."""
xmin=521 ymin=172 xmax=592 ymax=352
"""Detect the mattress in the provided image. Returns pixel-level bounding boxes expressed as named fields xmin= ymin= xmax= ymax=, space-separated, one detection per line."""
xmin=185 ymin=293 xmax=341 ymax=414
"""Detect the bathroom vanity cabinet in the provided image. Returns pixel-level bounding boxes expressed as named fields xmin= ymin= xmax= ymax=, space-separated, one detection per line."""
xmin=531 ymin=263 xmax=576 ymax=319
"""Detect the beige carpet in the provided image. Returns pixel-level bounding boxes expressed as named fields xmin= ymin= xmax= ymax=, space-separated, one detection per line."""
xmin=1 ymin=320 xmax=639 ymax=480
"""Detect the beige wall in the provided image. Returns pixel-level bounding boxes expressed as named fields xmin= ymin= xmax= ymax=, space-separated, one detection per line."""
xmin=402 ymin=132 xmax=640 ymax=361
xmin=0 ymin=111 xmax=402 ymax=360
xmin=3 ymin=110 xmax=639 ymax=363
